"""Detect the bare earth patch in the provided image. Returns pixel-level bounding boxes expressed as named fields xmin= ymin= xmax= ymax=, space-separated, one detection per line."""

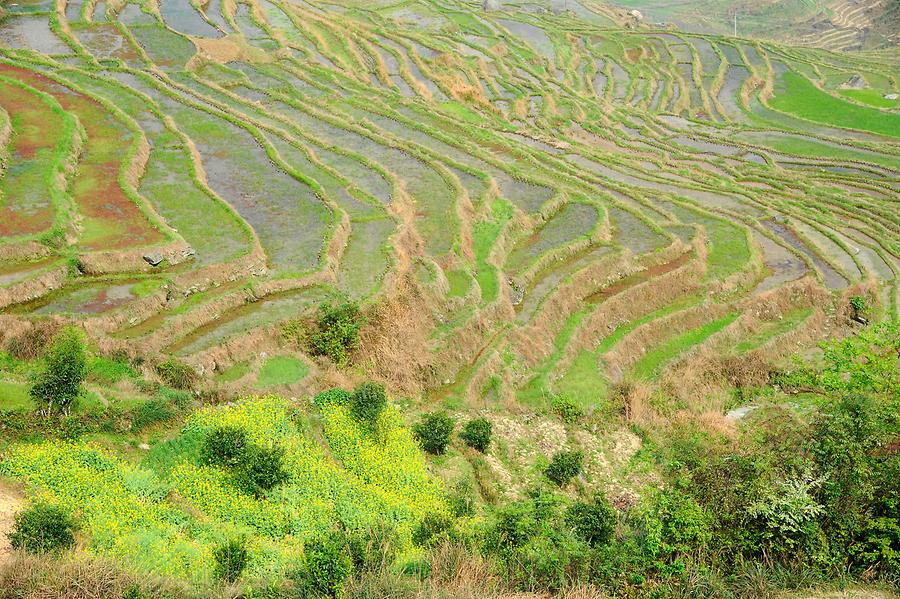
xmin=0 ymin=482 xmax=24 ymax=565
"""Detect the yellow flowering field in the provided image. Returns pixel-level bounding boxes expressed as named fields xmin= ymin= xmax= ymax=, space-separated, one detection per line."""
xmin=0 ymin=395 xmax=448 ymax=581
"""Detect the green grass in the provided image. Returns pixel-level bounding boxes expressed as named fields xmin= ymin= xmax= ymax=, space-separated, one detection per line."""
xmin=631 ymin=313 xmax=739 ymax=380
xmin=255 ymin=355 xmax=309 ymax=388
xmin=517 ymin=309 xmax=590 ymax=408
xmin=738 ymin=132 xmax=900 ymax=170
xmin=87 ymin=356 xmax=138 ymax=385
xmin=446 ymin=269 xmax=472 ymax=298
xmin=770 ymin=71 xmax=900 ymax=138
xmin=552 ymin=350 xmax=608 ymax=412
xmin=215 ymin=360 xmax=251 ymax=383
xmin=734 ymin=308 xmax=813 ymax=353
xmin=473 ymin=199 xmax=513 ymax=304
xmin=670 ymin=205 xmax=751 ymax=280
xmin=838 ymin=89 xmax=900 ymax=109
xmin=0 ymin=379 xmax=34 ymax=412
xmin=596 ymin=296 xmax=704 ymax=354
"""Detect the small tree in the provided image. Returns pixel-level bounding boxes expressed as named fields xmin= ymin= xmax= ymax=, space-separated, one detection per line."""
xmin=235 ymin=444 xmax=290 ymax=496
xmin=414 ymin=412 xmax=455 ymax=455
xmin=565 ymin=495 xmax=616 ymax=547
xmin=8 ymin=503 xmax=77 ymax=553
xmin=201 ymin=426 xmax=249 ymax=468
xmin=30 ymin=327 xmax=85 ymax=416
xmin=213 ymin=538 xmax=249 ymax=582
xmin=545 ymin=450 xmax=583 ymax=487
xmin=309 ymin=302 xmax=364 ymax=366
xmin=460 ymin=418 xmax=492 ymax=452
xmin=350 ymin=382 xmax=387 ymax=430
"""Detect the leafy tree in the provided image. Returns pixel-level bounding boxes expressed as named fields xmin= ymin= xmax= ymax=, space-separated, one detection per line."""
xmin=545 ymin=451 xmax=583 ymax=487
xmin=460 ymin=417 xmax=492 ymax=452
xmin=30 ymin=327 xmax=85 ymax=416
xmin=8 ymin=503 xmax=77 ymax=553
xmin=350 ymin=382 xmax=387 ymax=431
xmin=414 ymin=411 xmax=455 ymax=455
xmin=213 ymin=538 xmax=249 ymax=582
xmin=309 ymin=302 xmax=365 ymax=366
xmin=565 ymin=495 xmax=616 ymax=547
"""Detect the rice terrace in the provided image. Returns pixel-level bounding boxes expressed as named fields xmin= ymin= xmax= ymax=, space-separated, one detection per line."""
xmin=0 ymin=0 xmax=897 ymax=596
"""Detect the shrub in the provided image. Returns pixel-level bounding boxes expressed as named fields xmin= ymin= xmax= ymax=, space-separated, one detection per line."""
xmin=545 ymin=451 xmax=583 ymax=487
xmin=8 ymin=503 xmax=77 ymax=553
xmin=4 ymin=322 xmax=60 ymax=360
xmin=155 ymin=358 xmax=196 ymax=391
xmin=131 ymin=397 xmax=175 ymax=430
xmin=309 ymin=302 xmax=365 ymax=366
xmin=850 ymin=295 xmax=868 ymax=321
xmin=201 ymin=426 xmax=249 ymax=468
xmin=551 ymin=395 xmax=583 ymax=424
xmin=313 ymin=388 xmax=351 ymax=408
xmin=349 ymin=382 xmax=387 ymax=430
xmin=213 ymin=538 xmax=249 ymax=582
xmin=460 ymin=417 xmax=492 ymax=452
xmin=413 ymin=412 xmax=455 ymax=455
xmin=30 ymin=327 xmax=86 ymax=416
xmin=297 ymin=533 xmax=353 ymax=598
xmin=235 ymin=444 xmax=290 ymax=496
xmin=412 ymin=513 xmax=455 ymax=547
xmin=565 ymin=495 xmax=616 ymax=547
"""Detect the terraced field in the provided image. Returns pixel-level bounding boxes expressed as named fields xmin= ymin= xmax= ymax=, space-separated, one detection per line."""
xmin=0 ymin=0 xmax=897 ymax=408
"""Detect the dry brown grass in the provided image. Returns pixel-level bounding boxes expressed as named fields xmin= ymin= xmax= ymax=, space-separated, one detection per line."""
xmin=356 ymin=275 xmax=436 ymax=395
xmin=0 ymin=551 xmax=191 ymax=599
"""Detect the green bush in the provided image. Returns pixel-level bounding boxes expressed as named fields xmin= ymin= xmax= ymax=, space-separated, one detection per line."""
xmin=545 ymin=451 xmax=583 ymax=487
xmin=313 ymin=388 xmax=351 ymax=408
xmin=235 ymin=444 xmax=290 ymax=496
xmin=309 ymin=302 xmax=365 ymax=366
xmin=350 ymin=382 xmax=387 ymax=431
xmin=566 ymin=495 xmax=616 ymax=547
xmin=551 ymin=395 xmax=583 ymax=424
xmin=413 ymin=411 xmax=455 ymax=455
xmin=131 ymin=397 xmax=175 ymax=430
xmin=641 ymin=488 xmax=712 ymax=558
xmin=201 ymin=427 xmax=289 ymax=495
xmin=8 ymin=503 xmax=77 ymax=553
xmin=155 ymin=358 xmax=196 ymax=391
xmin=213 ymin=538 xmax=249 ymax=582
xmin=460 ymin=417 xmax=492 ymax=452
xmin=297 ymin=532 xmax=353 ymax=598
xmin=29 ymin=327 xmax=86 ymax=416
xmin=201 ymin=426 xmax=249 ymax=468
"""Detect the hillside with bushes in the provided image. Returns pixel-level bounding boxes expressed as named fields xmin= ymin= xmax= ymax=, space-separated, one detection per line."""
xmin=0 ymin=0 xmax=897 ymax=597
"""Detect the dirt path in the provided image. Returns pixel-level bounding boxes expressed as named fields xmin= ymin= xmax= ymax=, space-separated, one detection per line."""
xmin=0 ymin=482 xmax=24 ymax=566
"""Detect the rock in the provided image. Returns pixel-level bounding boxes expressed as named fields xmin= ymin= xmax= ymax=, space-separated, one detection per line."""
xmin=629 ymin=9 xmax=643 ymax=20
xmin=483 ymin=0 xmax=501 ymax=11
xmin=142 ymin=253 xmax=164 ymax=267
xmin=841 ymin=74 xmax=866 ymax=89
xmin=885 ymin=93 xmax=899 ymax=100
xmin=138 ymin=443 xmax=150 ymax=451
